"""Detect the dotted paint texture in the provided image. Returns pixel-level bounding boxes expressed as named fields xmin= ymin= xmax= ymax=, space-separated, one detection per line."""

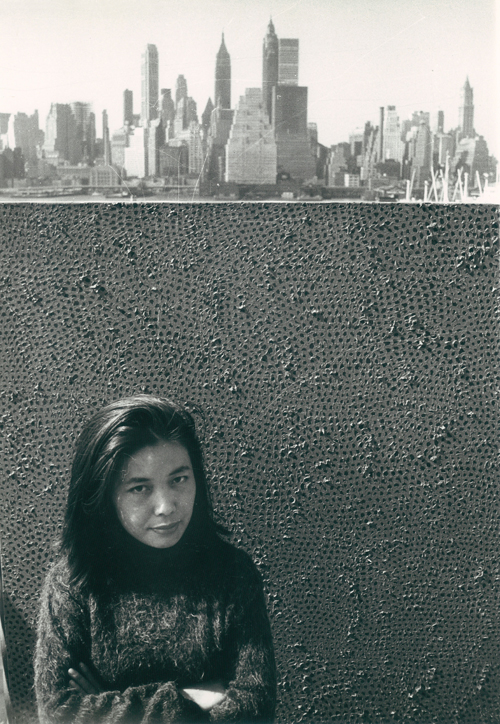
xmin=0 ymin=203 xmax=498 ymax=724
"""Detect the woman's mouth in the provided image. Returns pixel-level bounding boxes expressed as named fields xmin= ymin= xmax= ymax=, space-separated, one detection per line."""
xmin=150 ymin=522 xmax=180 ymax=533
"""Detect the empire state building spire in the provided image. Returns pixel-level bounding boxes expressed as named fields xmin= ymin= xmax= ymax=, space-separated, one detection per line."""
xmin=262 ymin=18 xmax=279 ymax=121
xmin=215 ymin=33 xmax=231 ymax=109
xmin=459 ymin=76 xmax=474 ymax=138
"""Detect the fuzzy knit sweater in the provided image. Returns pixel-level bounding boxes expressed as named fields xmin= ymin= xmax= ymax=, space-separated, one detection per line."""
xmin=34 ymin=532 xmax=276 ymax=724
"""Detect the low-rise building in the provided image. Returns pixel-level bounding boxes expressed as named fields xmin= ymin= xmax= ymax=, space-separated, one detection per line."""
xmin=89 ymin=164 xmax=121 ymax=188
xmin=344 ymin=174 xmax=360 ymax=187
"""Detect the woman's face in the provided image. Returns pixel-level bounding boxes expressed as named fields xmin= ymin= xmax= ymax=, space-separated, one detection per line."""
xmin=112 ymin=439 xmax=196 ymax=548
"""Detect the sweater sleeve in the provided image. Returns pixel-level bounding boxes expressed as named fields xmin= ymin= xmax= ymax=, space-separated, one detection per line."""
xmin=34 ymin=562 xmax=206 ymax=724
xmin=209 ymin=558 xmax=276 ymax=723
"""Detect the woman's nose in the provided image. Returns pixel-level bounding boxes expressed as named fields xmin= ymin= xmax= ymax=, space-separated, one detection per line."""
xmin=152 ymin=488 xmax=175 ymax=516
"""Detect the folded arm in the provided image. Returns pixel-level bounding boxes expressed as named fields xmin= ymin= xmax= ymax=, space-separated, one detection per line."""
xmin=35 ymin=571 xmax=206 ymax=724
xmin=208 ymin=564 xmax=276 ymax=722
xmin=69 ymin=664 xmax=227 ymax=712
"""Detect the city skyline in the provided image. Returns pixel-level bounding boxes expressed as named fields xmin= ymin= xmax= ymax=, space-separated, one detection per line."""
xmin=1 ymin=0 xmax=498 ymax=156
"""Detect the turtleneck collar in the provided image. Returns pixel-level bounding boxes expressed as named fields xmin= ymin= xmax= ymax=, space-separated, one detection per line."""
xmin=99 ymin=509 xmax=217 ymax=591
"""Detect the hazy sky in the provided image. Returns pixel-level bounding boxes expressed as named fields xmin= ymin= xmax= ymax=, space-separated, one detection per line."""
xmin=1 ymin=0 xmax=498 ymax=155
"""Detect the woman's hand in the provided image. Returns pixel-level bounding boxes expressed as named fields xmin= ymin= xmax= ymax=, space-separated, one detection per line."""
xmin=181 ymin=683 xmax=226 ymax=711
xmin=68 ymin=662 xmax=103 ymax=695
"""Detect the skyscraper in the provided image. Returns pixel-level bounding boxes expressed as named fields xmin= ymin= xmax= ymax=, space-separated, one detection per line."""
xmin=70 ymin=102 xmax=95 ymax=164
xmin=0 ymin=114 xmax=10 ymax=138
xmin=201 ymin=98 xmax=214 ymax=136
xmin=435 ymin=133 xmax=453 ymax=167
xmin=270 ymin=32 xmax=314 ymax=182
xmin=459 ymin=77 xmax=474 ymax=138
xmin=102 ymin=109 xmax=111 ymax=165
xmin=273 ymin=85 xmax=315 ymax=181
xmin=378 ymin=107 xmax=384 ymax=161
xmin=278 ymin=39 xmax=299 ymax=85
xmin=160 ymin=89 xmax=175 ymax=139
xmin=226 ymin=88 xmax=276 ymax=184
xmin=174 ymin=96 xmax=198 ymax=136
xmin=201 ymin=97 xmax=214 ymax=156
xmin=437 ymin=110 xmax=444 ymax=134
xmin=43 ymin=104 xmax=77 ymax=164
xmin=175 ymin=75 xmax=188 ymax=106
xmin=188 ymin=122 xmax=203 ymax=175
xmin=13 ymin=111 xmax=43 ymax=169
xmin=215 ymin=34 xmax=231 ymax=109
xmin=124 ymin=90 xmax=134 ymax=126
xmin=453 ymin=135 xmax=490 ymax=180
xmin=147 ymin=117 xmax=164 ymax=177
xmin=411 ymin=111 xmax=430 ymax=127
xmin=160 ymin=89 xmax=175 ymax=123
xmin=141 ymin=44 xmax=159 ymax=124
xmin=382 ymin=106 xmax=404 ymax=163
xmin=412 ymin=121 xmax=432 ymax=188
xmin=205 ymin=105 xmax=234 ymax=183
xmin=262 ymin=19 xmax=279 ymax=121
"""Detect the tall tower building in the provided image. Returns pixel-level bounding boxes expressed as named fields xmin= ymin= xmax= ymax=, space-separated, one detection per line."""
xmin=70 ymin=102 xmax=95 ymax=164
xmin=435 ymin=133 xmax=453 ymax=166
xmin=201 ymin=98 xmax=214 ymax=135
xmin=0 ymin=114 xmax=10 ymax=139
xmin=160 ymin=89 xmax=175 ymax=138
xmin=201 ymin=97 xmax=214 ymax=156
xmin=226 ymin=88 xmax=276 ymax=184
xmin=378 ymin=107 xmax=384 ymax=161
xmin=453 ymin=135 xmax=489 ymax=180
xmin=124 ymin=90 xmax=134 ymax=126
xmin=206 ymin=104 xmax=234 ymax=183
xmin=13 ymin=111 xmax=43 ymax=170
xmin=43 ymin=103 xmax=77 ymax=164
xmin=175 ymin=75 xmax=188 ymax=106
xmin=437 ymin=110 xmax=444 ymax=134
xmin=278 ymin=39 xmax=299 ymax=85
xmin=70 ymin=102 xmax=91 ymax=128
xmin=273 ymin=84 xmax=315 ymax=181
xmin=412 ymin=120 xmax=432 ymax=188
xmin=188 ymin=122 xmax=203 ymax=175
xmin=103 ymin=109 xmax=111 ymax=165
xmin=411 ymin=111 xmax=430 ymax=127
xmin=262 ymin=19 xmax=279 ymax=121
xmin=147 ymin=117 xmax=164 ymax=177
xmin=215 ymin=34 xmax=231 ymax=109
xmin=173 ymin=96 xmax=198 ymax=136
xmin=382 ymin=106 xmax=404 ymax=163
xmin=141 ymin=44 xmax=159 ymax=124
xmin=459 ymin=77 xmax=474 ymax=138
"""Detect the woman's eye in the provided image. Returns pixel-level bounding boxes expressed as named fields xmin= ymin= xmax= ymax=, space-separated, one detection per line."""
xmin=129 ymin=484 xmax=148 ymax=493
xmin=171 ymin=475 xmax=188 ymax=485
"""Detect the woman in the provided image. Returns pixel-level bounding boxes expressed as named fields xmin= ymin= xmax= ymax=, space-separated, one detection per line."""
xmin=34 ymin=395 xmax=276 ymax=723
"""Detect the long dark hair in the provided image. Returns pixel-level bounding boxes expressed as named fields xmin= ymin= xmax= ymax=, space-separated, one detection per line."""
xmin=61 ymin=395 xmax=221 ymax=586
